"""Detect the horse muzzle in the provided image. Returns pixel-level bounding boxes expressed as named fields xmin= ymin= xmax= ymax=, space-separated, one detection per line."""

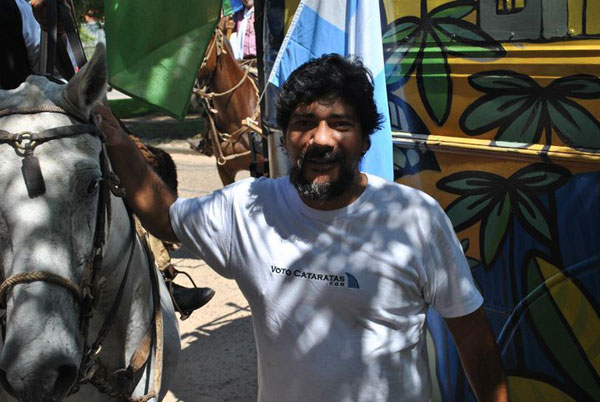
xmin=0 ymin=354 xmax=79 ymax=402
xmin=0 ymin=282 xmax=82 ymax=402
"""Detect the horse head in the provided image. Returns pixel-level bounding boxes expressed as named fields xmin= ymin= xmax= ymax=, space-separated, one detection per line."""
xmin=196 ymin=26 xmax=259 ymax=133
xmin=196 ymin=29 xmax=221 ymax=86
xmin=192 ymin=26 xmax=267 ymax=184
xmin=0 ymin=44 xmax=107 ymax=401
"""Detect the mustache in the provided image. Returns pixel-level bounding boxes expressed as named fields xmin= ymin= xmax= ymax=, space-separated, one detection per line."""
xmin=299 ymin=146 xmax=343 ymax=163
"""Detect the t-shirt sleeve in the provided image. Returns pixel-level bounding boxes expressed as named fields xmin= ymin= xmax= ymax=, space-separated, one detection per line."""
xmin=169 ymin=190 xmax=234 ymax=278
xmin=422 ymin=203 xmax=483 ymax=318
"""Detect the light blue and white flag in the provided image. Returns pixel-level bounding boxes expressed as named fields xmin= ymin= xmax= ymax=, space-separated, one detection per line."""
xmin=268 ymin=0 xmax=393 ymax=181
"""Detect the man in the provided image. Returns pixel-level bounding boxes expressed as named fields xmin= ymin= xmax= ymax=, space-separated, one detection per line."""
xmin=95 ymin=54 xmax=508 ymax=401
xmin=229 ymin=0 xmax=256 ymax=60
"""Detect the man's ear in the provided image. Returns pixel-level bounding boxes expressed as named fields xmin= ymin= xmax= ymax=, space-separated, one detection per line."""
xmin=361 ymin=136 xmax=371 ymax=156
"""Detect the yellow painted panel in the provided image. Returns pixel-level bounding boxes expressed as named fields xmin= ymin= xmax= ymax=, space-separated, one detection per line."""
xmin=389 ymin=40 xmax=600 ymax=149
xmin=284 ymin=0 xmax=301 ymax=35
xmin=569 ymin=0 xmax=584 ymax=35
xmin=463 ymin=10 xmax=476 ymax=24
xmin=382 ymin=0 xmax=420 ymax=23
xmin=588 ymin=0 xmax=600 ymax=34
xmin=427 ymin=0 xmax=453 ymax=12
xmin=382 ymin=0 xmax=476 ymax=23
xmin=508 ymin=376 xmax=576 ymax=402
xmin=538 ymin=257 xmax=600 ymax=375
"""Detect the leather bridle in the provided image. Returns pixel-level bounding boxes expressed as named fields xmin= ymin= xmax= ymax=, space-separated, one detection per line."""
xmin=38 ymin=0 xmax=87 ymax=79
xmin=0 ymin=104 xmax=161 ymax=401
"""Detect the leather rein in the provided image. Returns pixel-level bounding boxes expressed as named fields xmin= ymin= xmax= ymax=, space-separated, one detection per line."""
xmin=194 ymin=27 xmax=262 ymax=165
xmin=0 ymin=105 xmax=162 ymax=401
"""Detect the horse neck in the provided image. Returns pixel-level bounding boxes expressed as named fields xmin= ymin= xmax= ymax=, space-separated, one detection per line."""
xmin=90 ymin=195 xmax=153 ymax=355
xmin=209 ymin=51 xmax=257 ymax=135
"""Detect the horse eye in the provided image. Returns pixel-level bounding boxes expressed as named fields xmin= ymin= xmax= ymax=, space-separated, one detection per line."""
xmin=86 ymin=178 xmax=100 ymax=195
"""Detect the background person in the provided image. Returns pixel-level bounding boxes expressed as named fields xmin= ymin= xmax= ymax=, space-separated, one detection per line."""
xmin=95 ymin=53 xmax=508 ymax=401
xmin=229 ymin=0 xmax=256 ymax=60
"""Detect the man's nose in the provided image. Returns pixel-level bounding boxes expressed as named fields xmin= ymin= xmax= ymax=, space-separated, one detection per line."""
xmin=312 ymin=121 xmax=336 ymax=147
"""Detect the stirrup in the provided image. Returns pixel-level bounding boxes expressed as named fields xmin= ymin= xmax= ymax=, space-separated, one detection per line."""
xmin=162 ymin=264 xmax=199 ymax=321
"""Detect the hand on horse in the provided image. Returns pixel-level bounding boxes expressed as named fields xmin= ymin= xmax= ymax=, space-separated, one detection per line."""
xmin=31 ymin=0 xmax=72 ymax=34
xmin=93 ymin=105 xmax=129 ymax=147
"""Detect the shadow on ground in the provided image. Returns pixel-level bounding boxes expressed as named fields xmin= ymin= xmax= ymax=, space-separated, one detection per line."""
xmin=167 ymin=306 xmax=257 ymax=402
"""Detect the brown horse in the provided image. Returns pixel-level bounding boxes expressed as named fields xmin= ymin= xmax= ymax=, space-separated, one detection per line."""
xmin=191 ymin=26 xmax=267 ymax=186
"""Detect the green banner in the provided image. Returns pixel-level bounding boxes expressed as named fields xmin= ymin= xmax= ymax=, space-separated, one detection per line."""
xmin=104 ymin=0 xmax=221 ymax=119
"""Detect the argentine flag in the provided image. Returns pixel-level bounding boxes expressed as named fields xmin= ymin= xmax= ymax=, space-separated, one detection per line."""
xmin=268 ymin=0 xmax=393 ymax=181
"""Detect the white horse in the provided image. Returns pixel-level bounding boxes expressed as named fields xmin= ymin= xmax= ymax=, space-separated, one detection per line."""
xmin=0 ymin=44 xmax=180 ymax=401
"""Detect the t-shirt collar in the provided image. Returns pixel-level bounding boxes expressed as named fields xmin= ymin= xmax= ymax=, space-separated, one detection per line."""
xmin=282 ymin=173 xmax=376 ymax=221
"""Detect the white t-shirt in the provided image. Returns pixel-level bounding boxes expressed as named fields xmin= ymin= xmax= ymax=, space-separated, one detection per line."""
xmin=170 ymin=174 xmax=483 ymax=402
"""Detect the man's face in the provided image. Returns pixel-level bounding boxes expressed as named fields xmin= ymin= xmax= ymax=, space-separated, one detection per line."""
xmin=242 ymin=0 xmax=254 ymax=8
xmin=284 ymin=97 xmax=368 ymax=203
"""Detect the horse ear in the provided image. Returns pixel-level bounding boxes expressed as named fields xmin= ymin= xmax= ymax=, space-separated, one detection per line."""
xmin=62 ymin=43 xmax=107 ymax=115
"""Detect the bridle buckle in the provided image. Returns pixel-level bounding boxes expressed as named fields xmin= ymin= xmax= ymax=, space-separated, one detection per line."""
xmin=12 ymin=132 xmax=37 ymax=152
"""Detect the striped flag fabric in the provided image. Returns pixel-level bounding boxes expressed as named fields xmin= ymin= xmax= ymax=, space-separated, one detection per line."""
xmin=268 ymin=0 xmax=394 ymax=181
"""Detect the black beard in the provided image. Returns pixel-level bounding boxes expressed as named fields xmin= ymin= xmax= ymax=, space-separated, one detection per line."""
xmin=289 ymin=146 xmax=357 ymax=204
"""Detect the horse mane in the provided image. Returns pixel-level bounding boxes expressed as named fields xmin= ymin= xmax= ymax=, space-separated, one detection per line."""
xmin=128 ymin=134 xmax=178 ymax=194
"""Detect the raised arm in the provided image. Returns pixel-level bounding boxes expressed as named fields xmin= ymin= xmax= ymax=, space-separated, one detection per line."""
xmin=444 ymin=307 xmax=509 ymax=402
xmin=94 ymin=105 xmax=179 ymax=243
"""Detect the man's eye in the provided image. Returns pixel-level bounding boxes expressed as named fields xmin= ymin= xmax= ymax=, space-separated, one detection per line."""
xmin=331 ymin=121 xmax=352 ymax=130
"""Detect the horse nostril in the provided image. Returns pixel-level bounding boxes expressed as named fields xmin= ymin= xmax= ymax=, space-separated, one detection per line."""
xmin=0 ymin=368 xmax=18 ymax=399
xmin=53 ymin=364 xmax=78 ymax=401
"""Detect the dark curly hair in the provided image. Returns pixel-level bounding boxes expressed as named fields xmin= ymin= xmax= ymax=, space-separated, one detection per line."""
xmin=275 ymin=54 xmax=384 ymax=146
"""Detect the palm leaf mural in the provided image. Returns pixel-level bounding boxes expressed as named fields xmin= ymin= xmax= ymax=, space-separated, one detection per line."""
xmin=393 ymin=145 xmax=441 ymax=178
xmin=460 ymin=238 xmax=481 ymax=269
xmin=437 ymin=164 xmax=570 ymax=269
xmin=524 ymin=252 xmax=600 ymax=400
xmin=387 ymin=93 xmax=441 ymax=179
xmin=382 ymin=0 xmax=505 ymax=126
xmin=387 ymin=92 xmax=429 ymax=134
xmin=461 ymin=71 xmax=600 ymax=148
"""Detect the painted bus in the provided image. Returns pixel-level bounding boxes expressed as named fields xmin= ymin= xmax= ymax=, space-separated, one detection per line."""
xmin=381 ymin=1 xmax=599 ymax=400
